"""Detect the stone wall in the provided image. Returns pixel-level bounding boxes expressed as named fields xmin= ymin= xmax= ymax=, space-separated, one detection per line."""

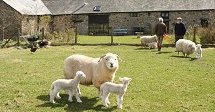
xmin=77 ymin=10 xmax=215 ymax=35
xmin=50 ymin=15 xmax=74 ymax=33
xmin=75 ymin=15 xmax=88 ymax=35
xmin=21 ymin=15 xmax=51 ymax=35
xmin=0 ymin=0 xmax=22 ymax=40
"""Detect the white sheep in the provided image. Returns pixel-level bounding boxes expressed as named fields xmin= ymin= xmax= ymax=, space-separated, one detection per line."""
xmin=146 ymin=42 xmax=157 ymax=49
xmin=100 ymin=77 xmax=132 ymax=109
xmin=63 ymin=53 xmax=119 ymax=90
xmin=195 ymin=44 xmax=202 ymax=59
xmin=50 ymin=71 xmax=86 ymax=104
xmin=140 ymin=35 xmax=157 ymax=47
xmin=176 ymin=39 xmax=196 ymax=57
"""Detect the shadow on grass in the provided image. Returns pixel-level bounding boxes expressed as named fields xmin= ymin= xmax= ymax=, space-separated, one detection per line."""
xmin=170 ymin=55 xmax=190 ymax=58
xmin=156 ymin=51 xmax=173 ymax=54
xmin=36 ymin=94 xmax=117 ymax=111
xmin=134 ymin=47 xmax=153 ymax=50
xmin=171 ymin=55 xmax=198 ymax=61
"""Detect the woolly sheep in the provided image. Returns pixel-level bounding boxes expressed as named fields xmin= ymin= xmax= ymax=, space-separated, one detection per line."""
xmin=176 ymin=39 xmax=196 ymax=57
xmin=146 ymin=42 xmax=157 ymax=49
xmin=50 ymin=71 xmax=86 ymax=104
xmin=100 ymin=77 xmax=132 ymax=109
xmin=140 ymin=35 xmax=157 ymax=47
xmin=195 ymin=44 xmax=202 ymax=59
xmin=63 ymin=53 xmax=119 ymax=89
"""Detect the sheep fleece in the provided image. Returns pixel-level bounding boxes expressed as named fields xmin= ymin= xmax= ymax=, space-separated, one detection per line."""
xmin=63 ymin=54 xmax=118 ymax=88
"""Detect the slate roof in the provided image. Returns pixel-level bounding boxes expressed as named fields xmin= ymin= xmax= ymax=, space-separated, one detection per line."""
xmin=42 ymin=0 xmax=215 ymax=15
xmin=3 ymin=0 xmax=51 ymax=15
xmin=3 ymin=0 xmax=215 ymax=15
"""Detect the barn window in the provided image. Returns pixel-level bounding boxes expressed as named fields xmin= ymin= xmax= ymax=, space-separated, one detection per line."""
xmin=93 ymin=6 xmax=101 ymax=11
xmin=160 ymin=12 xmax=169 ymax=19
xmin=201 ymin=18 xmax=209 ymax=27
xmin=26 ymin=18 xmax=29 ymax=22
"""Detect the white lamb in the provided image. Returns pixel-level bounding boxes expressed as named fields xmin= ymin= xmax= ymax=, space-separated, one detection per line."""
xmin=176 ymin=39 xmax=196 ymax=57
xmin=146 ymin=42 xmax=157 ymax=49
xmin=50 ymin=71 xmax=86 ymax=104
xmin=100 ymin=77 xmax=132 ymax=109
xmin=140 ymin=35 xmax=158 ymax=47
xmin=195 ymin=44 xmax=202 ymax=59
xmin=63 ymin=53 xmax=119 ymax=90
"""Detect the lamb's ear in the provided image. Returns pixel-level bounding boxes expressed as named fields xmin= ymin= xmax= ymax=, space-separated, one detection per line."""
xmin=129 ymin=78 xmax=132 ymax=81
xmin=98 ymin=54 xmax=106 ymax=62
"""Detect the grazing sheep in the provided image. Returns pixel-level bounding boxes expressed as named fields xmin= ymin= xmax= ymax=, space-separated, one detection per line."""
xmin=195 ymin=44 xmax=202 ymax=59
xmin=146 ymin=42 xmax=158 ymax=49
xmin=176 ymin=39 xmax=196 ymax=57
xmin=100 ymin=77 xmax=132 ymax=109
xmin=63 ymin=53 xmax=119 ymax=90
xmin=50 ymin=71 xmax=86 ymax=104
xmin=140 ymin=35 xmax=157 ymax=47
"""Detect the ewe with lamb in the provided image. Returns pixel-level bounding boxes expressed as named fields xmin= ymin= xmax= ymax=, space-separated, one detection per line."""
xmin=176 ymin=39 xmax=196 ymax=57
xmin=140 ymin=35 xmax=158 ymax=48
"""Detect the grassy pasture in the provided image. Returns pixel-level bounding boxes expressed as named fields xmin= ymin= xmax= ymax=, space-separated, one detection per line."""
xmin=0 ymin=36 xmax=215 ymax=112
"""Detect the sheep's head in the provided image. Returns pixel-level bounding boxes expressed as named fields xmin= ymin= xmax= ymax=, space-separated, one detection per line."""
xmin=188 ymin=44 xmax=196 ymax=53
xmin=76 ymin=71 xmax=86 ymax=78
xmin=119 ymin=77 xmax=132 ymax=84
xmin=98 ymin=53 xmax=119 ymax=70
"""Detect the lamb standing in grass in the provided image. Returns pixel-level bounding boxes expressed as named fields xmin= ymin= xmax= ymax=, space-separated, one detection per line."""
xmin=100 ymin=77 xmax=132 ymax=109
xmin=176 ymin=39 xmax=196 ymax=57
xmin=146 ymin=42 xmax=158 ymax=49
xmin=140 ymin=35 xmax=157 ymax=47
xmin=195 ymin=44 xmax=202 ymax=59
xmin=50 ymin=71 xmax=86 ymax=104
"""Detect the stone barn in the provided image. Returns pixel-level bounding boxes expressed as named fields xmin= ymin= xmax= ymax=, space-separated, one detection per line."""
xmin=43 ymin=0 xmax=215 ymax=35
xmin=0 ymin=0 xmax=51 ymax=40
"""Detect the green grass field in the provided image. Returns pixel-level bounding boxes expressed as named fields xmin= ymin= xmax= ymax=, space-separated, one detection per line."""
xmin=0 ymin=40 xmax=215 ymax=111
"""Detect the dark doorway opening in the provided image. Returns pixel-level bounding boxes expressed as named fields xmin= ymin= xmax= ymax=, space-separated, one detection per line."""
xmin=88 ymin=14 xmax=109 ymax=35
xmin=160 ymin=11 xmax=170 ymax=33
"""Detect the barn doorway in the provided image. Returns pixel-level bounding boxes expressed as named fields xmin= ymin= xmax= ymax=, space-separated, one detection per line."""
xmin=88 ymin=14 xmax=109 ymax=35
xmin=160 ymin=11 xmax=170 ymax=33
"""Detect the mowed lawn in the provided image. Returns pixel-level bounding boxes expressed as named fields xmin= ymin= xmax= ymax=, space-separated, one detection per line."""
xmin=0 ymin=43 xmax=215 ymax=111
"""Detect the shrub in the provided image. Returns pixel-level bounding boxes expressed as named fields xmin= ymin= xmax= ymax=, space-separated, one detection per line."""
xmin=44 ymin=28 xmax=75 ymax=44
xmin=198 ymin=27 xmax=215 ymax=44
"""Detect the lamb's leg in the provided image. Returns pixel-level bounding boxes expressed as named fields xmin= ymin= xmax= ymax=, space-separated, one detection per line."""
xmin=106 ymin=93 xmax=110 ymax=105
xmin=117 ymin=95 xmax=123 ymax=109
xmin=77 ymin=85 xmax=81 ymax=96
xmin=68 ymin=90 xmax=75 ymax=102
xmin=101 ymin=92 xmax=109 ymax=107
xmin=75 ymin=90 xmax=82 ymax=103
xmin=56 ymin=92 xmax=61 ymax=99
xmin=50 ymin=87 xmax=60 ymax=104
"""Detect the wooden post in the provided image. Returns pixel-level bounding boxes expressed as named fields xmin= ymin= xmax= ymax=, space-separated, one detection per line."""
xmin=17 ymin=28 xmax=20 ymax=46
xmin=74 ymin=25 xmax=78 ymax=44
xmin=193 ymin=25 xmax=197 ymax=43
xmin=111 ymin=34 xmax=113 ymax=45
xmin=2 ymin=27 xmax=4 ymax=41
xmin=41 ymin=27 xmax=44 ymax=39
xmin=109 ymin=27 xmax=113 ymax=45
